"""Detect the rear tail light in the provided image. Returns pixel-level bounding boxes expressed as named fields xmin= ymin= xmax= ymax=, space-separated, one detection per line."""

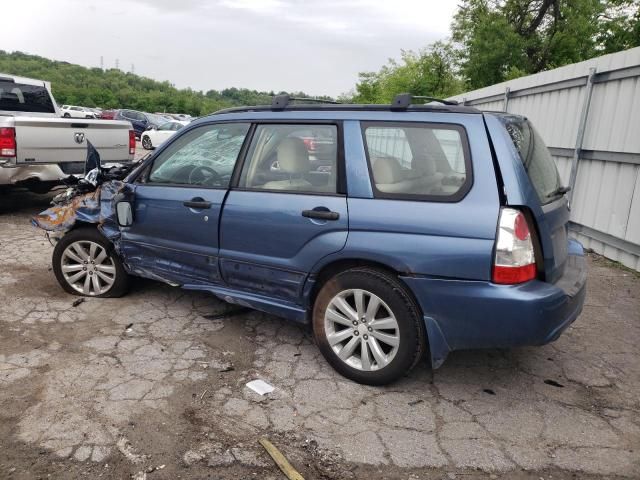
xmin=492 ymin=208 xmax=537 ymax=284
xmin=129 ymin=130 xmax=136 ymax=155
xmin=0 ymin=127 xmax=16 ymax=157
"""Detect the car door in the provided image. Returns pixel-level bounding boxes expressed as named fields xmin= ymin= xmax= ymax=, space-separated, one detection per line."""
xmin=120 ymin=122 xmax=251 ymax=285
xmin=219 ymin=122 xmax=348 ymax=303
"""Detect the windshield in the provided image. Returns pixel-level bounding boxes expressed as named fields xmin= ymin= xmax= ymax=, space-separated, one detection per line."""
xmin=506 ymin=118 xmax=563 ymax=204
xmin=0 ymin=81 xmax=56 ymax=113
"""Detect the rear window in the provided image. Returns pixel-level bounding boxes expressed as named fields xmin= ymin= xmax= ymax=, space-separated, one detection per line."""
xmin=506 ymin=119 xmax=562 ymax=204
xmin=0 ymin=81 xmax=56 ymax=113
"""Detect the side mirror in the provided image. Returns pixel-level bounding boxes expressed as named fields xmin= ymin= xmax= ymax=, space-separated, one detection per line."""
xmin=145 ymin=125 xmax=154 ymax=131
xmin=116 ymin=201 xmax=133 ymax=227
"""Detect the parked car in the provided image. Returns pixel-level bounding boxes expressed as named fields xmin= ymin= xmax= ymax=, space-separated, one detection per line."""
xmin=34 ymin=94 xmax=587 ymax=385
xmin=141 ymin=121 xmax=185 ymax=149
xmin=100 ymin=109 xmax=117 ymax=120
xmin=158 ymin=112 xmax=193 ymax=124
xmin=61 ymin=105 xmax=97 ymax=118
xmin=0 ymin=73 xmax=135 ymax=192
xmin=114 ymin=110 xmax=168 ymax=137
xmin=154 ymin=113 xmax=176 ymax=123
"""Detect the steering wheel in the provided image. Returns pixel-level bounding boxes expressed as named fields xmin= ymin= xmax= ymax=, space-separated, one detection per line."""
xmin=188 ymin=165 xmax=223 ymax=186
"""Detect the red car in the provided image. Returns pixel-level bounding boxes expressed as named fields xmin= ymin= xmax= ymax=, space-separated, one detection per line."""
xmin=100 ymin=109 xmax=117 ymax=120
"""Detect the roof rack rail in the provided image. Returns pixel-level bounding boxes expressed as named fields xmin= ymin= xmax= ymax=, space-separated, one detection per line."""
xmin=391 ymin=93 xmax=458 ymax=110
xmin=271 ymin=94 xmax=339 ymax=110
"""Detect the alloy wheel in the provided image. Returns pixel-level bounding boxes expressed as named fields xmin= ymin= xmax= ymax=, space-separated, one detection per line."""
xmin=324 ymin=288 xmax=400 ymax=371
xmin=61 ymin=240 xmax=116 ymax=296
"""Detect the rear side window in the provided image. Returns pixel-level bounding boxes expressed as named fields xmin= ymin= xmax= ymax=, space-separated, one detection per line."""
xmin=0 ymin=81 xmax=55 ymax=113
xmin=362 ymin=122 xmax=471 ymax=201
xmin=506 ymin=119 xmax=562 ymax=204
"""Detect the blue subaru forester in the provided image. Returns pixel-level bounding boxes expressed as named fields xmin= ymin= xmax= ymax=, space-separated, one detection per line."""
xmin=36 ymin=94 xmax=587 ymax=385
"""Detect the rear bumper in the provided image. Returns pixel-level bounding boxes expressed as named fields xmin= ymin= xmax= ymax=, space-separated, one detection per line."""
xmin=0 ymin=164 xmax=67 ymax=185
xmin=401 ymin=246 xmax=587 ymax=368
xmin=0 ymin=160 xmax=135 ymax=186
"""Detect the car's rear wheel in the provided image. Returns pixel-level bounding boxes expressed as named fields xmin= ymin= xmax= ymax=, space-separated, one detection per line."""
xmin=312 ymin=267 xmax=426 ymax=385
xmin=141 ymin=135 xmax=153 ymax=150
xmin=52 ymin=228 xmax=129 ymax=298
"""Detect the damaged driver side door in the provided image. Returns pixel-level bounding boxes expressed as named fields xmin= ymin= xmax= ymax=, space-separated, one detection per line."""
xmin=120 ymin=122 xmax=251 ymax=285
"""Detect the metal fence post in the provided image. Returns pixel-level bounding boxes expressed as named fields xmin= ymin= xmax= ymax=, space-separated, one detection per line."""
xmin=568 ymin=67 xmax=597 ymax=204
xmin=503 ymin=87 xmax=510 ymax=112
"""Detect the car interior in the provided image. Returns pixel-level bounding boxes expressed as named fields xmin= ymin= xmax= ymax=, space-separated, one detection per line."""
xmin=240 ymin=125 xmax=338 ymax=194
xmin=366 ymin=126 xmax=467 ymax=197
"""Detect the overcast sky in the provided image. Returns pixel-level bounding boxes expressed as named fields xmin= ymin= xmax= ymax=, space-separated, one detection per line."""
xmin=2 ymin=0 xmax=459 ymax=97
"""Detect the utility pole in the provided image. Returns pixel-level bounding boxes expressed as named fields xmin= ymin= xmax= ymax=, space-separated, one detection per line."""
xmin=131 ymin=64 xmax=135 ymax=75
xmin=100 ymin=56 xmax=104 ymax=71
xmin=115 ymin=58 xmax=119 ymax=70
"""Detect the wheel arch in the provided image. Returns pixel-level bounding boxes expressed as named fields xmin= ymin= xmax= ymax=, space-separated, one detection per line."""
xmin=305 ymin=257 xmax=422 ymax=318
xmin=304 ymin=256 xmax=433 ymax=364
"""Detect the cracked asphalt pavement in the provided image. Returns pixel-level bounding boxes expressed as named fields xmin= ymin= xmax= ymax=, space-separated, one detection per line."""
xmin=1 ymin=188 xmax=639 ymax=479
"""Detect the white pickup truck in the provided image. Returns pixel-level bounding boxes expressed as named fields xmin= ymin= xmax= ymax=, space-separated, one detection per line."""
xmin=0 ymin=73 xmax=135 ymax=193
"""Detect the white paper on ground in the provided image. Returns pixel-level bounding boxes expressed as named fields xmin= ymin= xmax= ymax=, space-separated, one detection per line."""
xmin=246 ymin=379 xmax=275 ymax=395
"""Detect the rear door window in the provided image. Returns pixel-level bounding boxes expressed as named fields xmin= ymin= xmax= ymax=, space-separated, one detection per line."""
xmin=0 ymin=81 xmax=55 ymax=113
xmin=505 ymin=119 xmax=562 ymax=204
xmin=362 ymin=122 xmax=471 ymax=201
xmin=238 ymin=124 xmax=339 ymax=194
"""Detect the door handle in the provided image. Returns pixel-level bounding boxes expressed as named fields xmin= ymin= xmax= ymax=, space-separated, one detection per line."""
xmin=183 ymin=198 xmax=212 ymax=209
xmin=302 ymin=209 xmax=340 ymax=221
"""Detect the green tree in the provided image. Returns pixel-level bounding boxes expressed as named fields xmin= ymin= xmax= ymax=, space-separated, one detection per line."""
xmin=451 ymin=0 xmax=640 ymax=89
xmin=0 ymin=51 xmax=330 ymax=116
xmin=353 ymin=42 xmax=463 ymax=103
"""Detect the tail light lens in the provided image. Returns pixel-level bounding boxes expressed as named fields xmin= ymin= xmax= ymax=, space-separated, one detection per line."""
xmin=129 ymin=130 xmax=136 ymax=155
xmin=0 ymin=127 xmax=16 ymax=157
xmin=492 ymin=208 xmax=537 ymax=284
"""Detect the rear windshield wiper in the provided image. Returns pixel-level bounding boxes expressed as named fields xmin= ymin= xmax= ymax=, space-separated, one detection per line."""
xmin=546 ymin=185 xmax=571 ymax=198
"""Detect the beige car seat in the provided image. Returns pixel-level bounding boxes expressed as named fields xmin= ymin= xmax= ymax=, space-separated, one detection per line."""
xmin=262 ymin=137 xmax=313 ymax=190
xmin=372 ymin=157 xmax=443 ymax=194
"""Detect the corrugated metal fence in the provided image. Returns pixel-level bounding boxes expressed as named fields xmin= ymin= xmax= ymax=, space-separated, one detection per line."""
xmin=449 ymin=47 xmax=640 ymax=271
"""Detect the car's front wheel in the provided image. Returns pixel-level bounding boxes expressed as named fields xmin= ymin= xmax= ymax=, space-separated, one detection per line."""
xmin=141 ymin=135 xmax=153 ymax=150
xmin=313 ymin=267 xmax=426 ymax=385
xmin=52 ymin=228 xmax=129 ymax=298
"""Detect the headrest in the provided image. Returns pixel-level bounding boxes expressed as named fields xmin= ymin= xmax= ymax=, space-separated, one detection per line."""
xmin=277 ymin=137 xmax=310 ymax=174
xmin=372 ymin=157 xmax=403 ymax=184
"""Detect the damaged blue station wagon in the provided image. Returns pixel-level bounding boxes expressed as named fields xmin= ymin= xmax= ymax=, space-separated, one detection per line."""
xmin=33 ymin=94 xmax=587 ymax=385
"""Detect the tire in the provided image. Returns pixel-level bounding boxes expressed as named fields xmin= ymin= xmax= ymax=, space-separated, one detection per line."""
xmin=312 ymin=267 xmax=426 ymax=385
xmin=52 ymin=227 xmax=129 ymax=298
xmin=63 ymin=113 xmax=71 ymax=118
xmin=141 ymin=135 xmax=153 ymax=150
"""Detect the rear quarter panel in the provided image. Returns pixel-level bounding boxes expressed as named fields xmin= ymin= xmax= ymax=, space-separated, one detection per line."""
xmin=316 ymin=115 xmax=501 ymax=281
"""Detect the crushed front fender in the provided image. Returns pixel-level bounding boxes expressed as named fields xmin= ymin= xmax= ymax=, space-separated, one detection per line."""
xmin=31 ymin=180 xmax=131 ymax=239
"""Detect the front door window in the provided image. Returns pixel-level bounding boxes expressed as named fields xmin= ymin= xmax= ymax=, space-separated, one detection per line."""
xmin=148 ymin=123 xmax=250 ymax=188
